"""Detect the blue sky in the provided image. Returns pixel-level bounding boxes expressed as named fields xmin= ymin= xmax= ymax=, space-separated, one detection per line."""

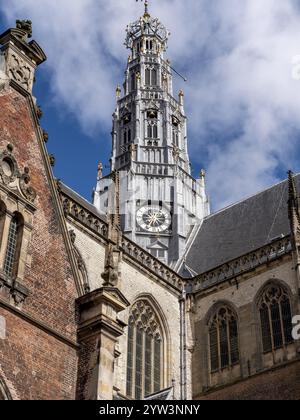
xmin=1 ymin=0 xmax=300 ymax=211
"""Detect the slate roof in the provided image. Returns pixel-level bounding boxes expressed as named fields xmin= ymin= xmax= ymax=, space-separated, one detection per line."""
xmin=182 ymin=174 xmax=300 ymax=277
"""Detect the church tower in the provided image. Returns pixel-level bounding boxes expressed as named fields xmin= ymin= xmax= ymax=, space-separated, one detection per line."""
xmin=94 ymin=1 xmax=209 ymax=266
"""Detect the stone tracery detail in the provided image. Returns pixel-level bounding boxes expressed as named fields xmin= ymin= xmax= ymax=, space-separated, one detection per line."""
xmin=0 ymin=144 xmax=36 ymax=203
xmin=259 ymin=284 xmax=293 ymax=353
xmin=126 ymin=299 xmax=164 ymax=399
xmin=8 ymin=53 xmax=32 ymax=91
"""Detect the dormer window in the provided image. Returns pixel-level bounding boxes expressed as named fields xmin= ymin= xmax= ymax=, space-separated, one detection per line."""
xmin=123 ymin=128 xmax=131 ymax=144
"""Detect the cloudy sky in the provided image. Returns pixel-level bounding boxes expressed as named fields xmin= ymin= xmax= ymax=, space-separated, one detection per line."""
xmin=1 ymin=0 xmax=300 ymax=211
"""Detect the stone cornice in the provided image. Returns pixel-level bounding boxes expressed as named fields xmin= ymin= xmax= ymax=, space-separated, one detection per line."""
xmin=58 ymin=185 xmax=294 ymax=297
xmin=191 ymin=236 xmax=293 ymax=295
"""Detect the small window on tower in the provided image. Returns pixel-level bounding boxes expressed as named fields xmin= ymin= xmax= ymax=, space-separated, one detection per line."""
xmin=151 ymin=69 xmax=157 ymax=86
xmin=145 ymin=68 xmax=151 ymax=86
xmin=131 ymin=73 xmax=136 ymax=91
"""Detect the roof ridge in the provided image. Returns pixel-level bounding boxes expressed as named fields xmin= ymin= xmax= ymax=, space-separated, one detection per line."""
xmin=206 ymin=173 xmax=300 ymax=220
xmin=60 ymin=181 xmax=92 ymax=206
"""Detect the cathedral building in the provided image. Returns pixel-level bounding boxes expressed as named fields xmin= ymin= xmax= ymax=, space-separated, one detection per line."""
xmin=0 ymin=2 xmax=299 ymax=401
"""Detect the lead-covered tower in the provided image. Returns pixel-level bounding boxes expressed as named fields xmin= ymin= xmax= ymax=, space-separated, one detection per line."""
xmin=94 ymin=2 xmax=209 ymax=266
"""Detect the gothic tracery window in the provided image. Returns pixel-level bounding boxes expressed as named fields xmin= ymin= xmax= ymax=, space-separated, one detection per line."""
xmin=3 ymin=212 xmax=24 ymax=279
xmin=126 ymin=300 xmax=164 ymax=399
xmin=259 ymin=284 xmax=293 ymax=353
xmin=209 ymin=306 xmax=239 ymax=372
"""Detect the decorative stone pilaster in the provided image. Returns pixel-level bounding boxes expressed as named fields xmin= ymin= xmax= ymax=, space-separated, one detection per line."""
xmin=76 ymin=287 xmax=130 ymax=400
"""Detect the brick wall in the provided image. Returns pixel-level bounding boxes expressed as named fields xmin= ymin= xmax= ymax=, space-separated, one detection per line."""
xmin=0 ymin=86 xmax=78 ymax=399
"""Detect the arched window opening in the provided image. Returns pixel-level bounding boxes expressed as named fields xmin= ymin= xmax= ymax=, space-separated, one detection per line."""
xmin=209 ymin=306 xmax=239 ymax=372
xmin=259 ymin=284 xmax=293 ymax=353
xmin=3 ymin=212 xmax=24 ymax=279
xmin=145 ymin=68 xmax=151 ymax=86
xmin=131 ymin=73 xmax=136 ymax=92
xmin=151 ymin=69 xmax=157 ymax=86
xmin=123 ymin=128 xmax=132 ymax=145
xmin=126 ymin=300 xmax=164 ymax=399
xmin=172 ymin=128 xmax=179 ymax=147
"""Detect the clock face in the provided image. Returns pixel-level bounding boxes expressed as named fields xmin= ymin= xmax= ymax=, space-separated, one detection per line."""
xmin=136 ymin=206 xmax=171 ymax=233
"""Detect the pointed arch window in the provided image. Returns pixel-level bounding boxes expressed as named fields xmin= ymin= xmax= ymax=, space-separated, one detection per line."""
xmin=3 ymin=212 xmax=24 ymax=279
xmin=126 ymin=300 xmax=164 ymax=399
xmin=259 ymin=284 xmax=293 ymax=353
xmin=209 ymin=306 xmax=239 ymax=372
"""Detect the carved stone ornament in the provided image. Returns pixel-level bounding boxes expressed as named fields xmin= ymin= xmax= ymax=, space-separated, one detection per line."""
xmin=8 ymin=53 xmax=32 ymax=91
xmin=19 ymin=167 xmax=37 ymax=203
xmin=101 ymin=243 xmax=120 ymax=287
xmin=0 ymin=144 xmax=19 ymax=185
xmin=15 ymin=20 xmax=32 ymax=39
xmin=0 ymin=144 xmax=37 ymax=203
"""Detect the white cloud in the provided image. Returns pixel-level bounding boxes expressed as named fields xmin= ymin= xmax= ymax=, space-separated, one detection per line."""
xmin=1 ymin=0 xmax=300 ymax=209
